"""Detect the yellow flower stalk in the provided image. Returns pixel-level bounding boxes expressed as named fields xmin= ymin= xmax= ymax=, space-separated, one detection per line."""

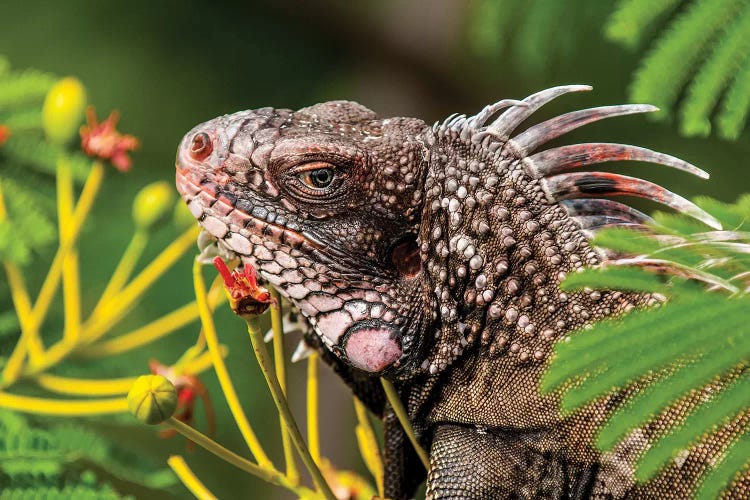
xmin=353 ymin=397 xmax=384 ymax=496
xmin=0 ymin=391 xmax=127 ymax=416
xmin=307 ymin=353 xmax=321 ymax=466
xmin=271 ymin=288 xmax=300 ymax=484
xmin=381 ymin=378 xmax=430 ymax=470
xmin=168 ymin=455 xmax=218 ymax=500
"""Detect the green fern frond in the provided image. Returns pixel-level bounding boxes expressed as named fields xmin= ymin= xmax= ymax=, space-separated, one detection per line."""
xmin=636 ymin=374 xmax=750 ymax=481
xmin=605 ymin=0 xmax=682 ymax=48
xmin=680 ymin=2 xmax=750 ymax=136
xmin=0 ymin=483 xmax=128 ymax=500
xmin=2 ymin=107 xmax=43 ymax=131
xmin=560 ymin=266 xmax=667 ymax=293
xmin=0 ymin=69 xmax=56 ymax=109
xmin=542 ymin=292 xmax=707 ymax=393
xmin=630 ymin=0 xmax=742 ymax=120
xmin=717 ymin=53 xmax=750 ymax=139
xmin=695 ymin=430 xmax=750 ymax=500
xmin=0 ymin=177 xmax=58 ymax=265
xmin=3 ymin=134 xmax=91 ymax=181
xmin=558 ymin=295 xmax=745 ymax=413
xmin=545 ymin=195 xmax=750 ymax=496
xmin=596 ymin=329 xmax=750 ymax=450
xmin=0 ymin=410 xmax=175 ymax=491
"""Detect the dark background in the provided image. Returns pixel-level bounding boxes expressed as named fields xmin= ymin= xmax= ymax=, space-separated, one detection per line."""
xmin=0 ymin=1 xmax=747 ymax=498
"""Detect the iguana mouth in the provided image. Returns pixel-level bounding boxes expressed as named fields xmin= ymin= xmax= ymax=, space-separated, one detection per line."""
xmin=176 ymin=167 xmax=327 ymax=257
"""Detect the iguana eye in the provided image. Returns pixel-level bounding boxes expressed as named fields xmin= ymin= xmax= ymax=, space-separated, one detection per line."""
xmin=299 ymin=165 xmax=335 ymax=189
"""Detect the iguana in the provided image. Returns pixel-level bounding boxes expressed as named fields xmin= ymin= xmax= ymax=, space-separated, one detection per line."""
xmin=175 ymin=86 xmax=747 ymax=499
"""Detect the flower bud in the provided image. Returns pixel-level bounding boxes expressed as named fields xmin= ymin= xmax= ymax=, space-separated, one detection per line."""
xmin=42 ymin=77 xmax=87 ymax=145
xmin=127 ymin=374 xmax=177 ymax=425
xmin=133 ymin=181 xmax=174 ymax=231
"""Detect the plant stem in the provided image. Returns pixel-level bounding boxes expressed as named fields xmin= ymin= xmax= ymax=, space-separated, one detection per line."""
xmin=57 ymin=155 xmax=81 ymax=346
xmin=166 ymin=418 xmax=317 ymax=498
xmin=29 ymin=162 xmax=104 ymax=341
xmin=90 ymin=229 xmax=149 ymax=319
xmin=307 ymin=353 xmax=321 ymax=466
xmin=82 ymin=225 xmax=199 ymax=342
xmin=168 ymin=455 xmax=218 ymax=500
xmin=192 ymin=259 xmax=272 ymax=468
xmin=270 ymin=289 xmax=299 ymax=484
xmin=380 ymin=378 xmax=430 ymax=470
xmin=245 ymin=317 xmax=336 ymax=500
xmin=0 ymin=391 xmax=127 ymax=415
xmin=353 ymin=397 xmax=384 ymax=496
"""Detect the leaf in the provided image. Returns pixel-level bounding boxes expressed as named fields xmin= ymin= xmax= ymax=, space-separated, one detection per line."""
xmin=636 ymin=375 xmax=750 ymax=481
xmin=717 ymin=53 xmax=750 ymax=139
xmin=0 ymin=69 xmax=56 ymax=109
xmin=605 ymin=0 xmax=682 ymax=48
xmin=629 ymin=0 xmax=742 ymax=120
xmin=694 ymin=429 xmax=750 ymax=500
xmin=679 ymin=2 xmax=750 ymax=136
xmin=596 ymin=326 xmax=750 ymax=450
xmin=561 ymin=266 xmax=667 ymax=293
xmin=557 ymin=296 xmax=746 ymax=412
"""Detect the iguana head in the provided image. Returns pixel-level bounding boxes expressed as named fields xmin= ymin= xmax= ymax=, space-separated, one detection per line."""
xmin=177 ymin=87 xmax=718 ymax=378
xmin=176 ymin=101 xmax=434 ymax=376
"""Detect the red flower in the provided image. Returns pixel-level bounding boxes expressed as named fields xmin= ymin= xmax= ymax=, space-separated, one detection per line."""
xmin=0 ymin=125 xmax=9 ymax=145
xmin=213 ymin=257 xmax=275 ymax=317
xmin=79 ymin=106 xmax=139 ymax=172
xmin=149 ymin=360 xmax=215 ymax=447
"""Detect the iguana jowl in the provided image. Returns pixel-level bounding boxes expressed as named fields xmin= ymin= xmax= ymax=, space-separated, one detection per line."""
xmin=175 ymin=86 xmax=745 ymax=499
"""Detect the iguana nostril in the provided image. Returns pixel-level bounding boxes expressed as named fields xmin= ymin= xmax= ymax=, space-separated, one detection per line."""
xmin=189 ymin=132 xmax=212 ymax=161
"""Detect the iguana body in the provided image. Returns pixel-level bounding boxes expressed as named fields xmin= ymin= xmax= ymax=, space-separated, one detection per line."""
xmin=175 ymin=86 xmax=745 ymax=498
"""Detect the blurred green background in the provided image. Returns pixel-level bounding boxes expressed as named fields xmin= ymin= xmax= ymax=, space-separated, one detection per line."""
xmin=0 ymin=0 xmax=748 ymax=498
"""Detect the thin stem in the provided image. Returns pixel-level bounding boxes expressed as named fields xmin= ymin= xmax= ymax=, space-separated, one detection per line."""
xmin=30 ymin=162 xmax=104 ymax=338
xmin=192 ymin=259 xmax=272 ymax=468
xmin=90 ymin=229 xmax=149 ymax=319
xmin=271 ymin=289 xmax=299 ymax=484
xmin=380 ymin=378 xmax=430 ymax=470
xmin=166 ymin=417 xmax=317 ymax=498
xmin=57 ymin=155 xmax=81 ymax=346
xmin=0 ymin=181 xmax=44 ymax=381
xmin=0 ymin=391 xmax=127 ymax=415
xmin=168 ymin=455 xmax=218 ymax=500
xmin=36 ymin=374 xmax=137 ymax=396
xmin=82 ymin=225 xmax=199 ymax=342
xmin=1 ymin=263 xmax=44 ymax=382
xmin=306 ymin=353 xmax=321 ymax=466
xmin=78 ymin=281 xmax=224 ymax=358
xmin=353 ymin=397 xmax=384 ymax=496
xmin=34 ymin=348 xmax=221 ymax=397
xmin=245 ymin=317 xmax=336 ymax=500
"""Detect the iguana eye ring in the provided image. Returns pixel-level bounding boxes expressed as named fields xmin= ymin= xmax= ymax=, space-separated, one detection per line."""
xmin=287 ymin=161 xmax=344 ymax=198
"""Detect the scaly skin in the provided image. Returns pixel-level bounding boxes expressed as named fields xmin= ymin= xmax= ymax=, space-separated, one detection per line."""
xmin=176 ymin=87 xmax=747 ymax=499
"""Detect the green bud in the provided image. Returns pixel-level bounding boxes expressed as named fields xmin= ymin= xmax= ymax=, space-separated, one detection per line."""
xmin=42 ymin=77 xmax=87 ymax=145
xmin=133 ymin=181 xmax=175 ymax=231
xmin=127 ymin=374 xmax=177 ymax=425
xmin=173 ymin=198 xmax=196 ymax=228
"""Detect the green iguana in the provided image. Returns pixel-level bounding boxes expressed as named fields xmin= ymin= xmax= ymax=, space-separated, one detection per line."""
xmin=175 ymin=86 xmax=748 ymax=498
